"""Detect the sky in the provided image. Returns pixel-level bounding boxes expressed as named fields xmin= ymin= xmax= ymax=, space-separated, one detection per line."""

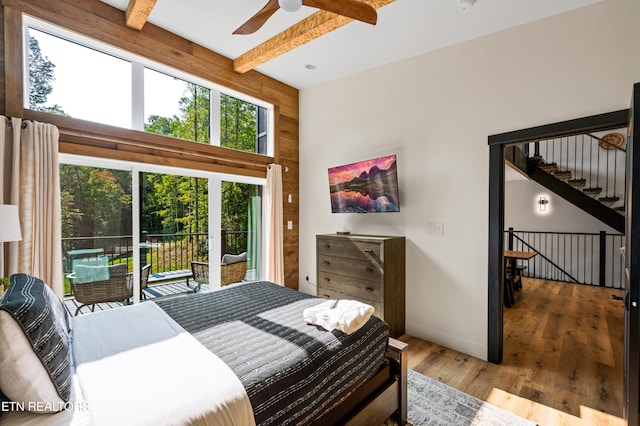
xmin=31 ymin=28 xmax=189 ymax=129
xmin=328 ymin=155 xmax=396 ymax=186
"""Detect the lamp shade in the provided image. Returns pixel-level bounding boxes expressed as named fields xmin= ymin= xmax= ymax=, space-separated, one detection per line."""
xmin=0 ymin=205 xmax=22 ymax=242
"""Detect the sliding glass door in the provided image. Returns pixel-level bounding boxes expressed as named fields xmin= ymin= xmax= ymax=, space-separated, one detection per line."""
xmin=59 ymin=155 xmax=264 ymax=310
xmin=59 ymin=162 xmax=132 ymax=306
xmin=221 ymin=180 xmax=263 ymax=282
xmin=140 ymin=171 xmax=209 ymax=293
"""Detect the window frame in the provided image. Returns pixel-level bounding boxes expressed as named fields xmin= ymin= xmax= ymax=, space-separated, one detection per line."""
xmin=23 ymin=15 xmax=275 ymax=157
xmin=59 ymin=153 xmax=267 ymax=302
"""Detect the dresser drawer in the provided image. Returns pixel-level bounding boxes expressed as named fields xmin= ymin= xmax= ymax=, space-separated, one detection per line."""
xmin=317 ymin=254 xmax=383 ymax=281
xmin=318 ymin=270 xmax=382 ymax=303
xmin=316 ymin=234 xmax=404 ymax=338
xmin=316 ymin=287 xmax=383 ymax=319
xmin=317 ymin=237 xmax=382 ymax=263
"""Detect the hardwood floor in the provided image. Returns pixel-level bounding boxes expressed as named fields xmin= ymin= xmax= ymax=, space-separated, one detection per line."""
xmin=401 ymin=278 xmax=625 ymax=425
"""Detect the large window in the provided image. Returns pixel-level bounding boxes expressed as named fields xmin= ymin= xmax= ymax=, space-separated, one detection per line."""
xmin=28 ymin=28 xmax=131 ymax=127
xmin=60 ymin=155 xmax=265 ymax=306
xmin=25 ymin=17 xmax=272 ymax=154
xmin=144 ymin=68 xmax=211 ymax=144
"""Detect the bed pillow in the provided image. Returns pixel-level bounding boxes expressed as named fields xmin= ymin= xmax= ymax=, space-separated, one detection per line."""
xmin=0 ymin=274 xmax=72 ymax=413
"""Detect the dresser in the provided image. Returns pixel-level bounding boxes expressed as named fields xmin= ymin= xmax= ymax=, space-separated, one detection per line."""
xmin=316 ymin=234 xmax=405 ymax=337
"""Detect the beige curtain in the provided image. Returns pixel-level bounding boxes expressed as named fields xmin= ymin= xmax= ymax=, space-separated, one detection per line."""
xmin=265 ymin=163 xmax=284 ymax=286
xmin=0 ymin=116 xmax=62 ymax=299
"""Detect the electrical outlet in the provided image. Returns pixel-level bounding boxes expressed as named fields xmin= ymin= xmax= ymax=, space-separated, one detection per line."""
xmin=427 ymin=222 xmax=444 ymax=235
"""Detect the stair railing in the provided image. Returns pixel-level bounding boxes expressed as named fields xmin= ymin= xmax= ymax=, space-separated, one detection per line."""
xmin=505 ymin=228 xmax=625 ymax=289
xmin=507 ymin=230 xmax=579 ymax=284
xmin=528 ymin=132 xmax=626 ymax=209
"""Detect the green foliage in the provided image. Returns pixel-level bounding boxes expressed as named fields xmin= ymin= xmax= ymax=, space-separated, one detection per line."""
xmin=221 ymin=182 xmax=252 ymax=232
xmin=221 ymin=94 xmax=257 ymax=152
xmin=28 ymin=35 xmax=67 ymax=116
xmin=142 ymin=89 xmax=259 ymax=237
xmin=59 ymin=165 xmax=132 ymax=238
xmin=142 ymin=173 xmax=208 ymax=235
xmin=145 ymin=83 xmax=210 ymax=143
xmin=218 ymin=95 xmax=259 ymax=235
xmin=52 ymin=56 xmax=258 ymax=254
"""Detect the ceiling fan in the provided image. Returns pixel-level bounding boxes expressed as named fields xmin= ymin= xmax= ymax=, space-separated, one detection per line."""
xmin=233 ymin=0 xmax=377 ymax=35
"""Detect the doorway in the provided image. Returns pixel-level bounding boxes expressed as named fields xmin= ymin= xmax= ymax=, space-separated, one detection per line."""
xmin=487 ymin=108 xmax=634 ymax=420
xmin=487 ymin=109 xmax=629 ymax=361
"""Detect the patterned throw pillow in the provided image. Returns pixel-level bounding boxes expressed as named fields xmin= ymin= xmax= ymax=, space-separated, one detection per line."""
xmin=0 ymin=274 xmax=72 ymax=413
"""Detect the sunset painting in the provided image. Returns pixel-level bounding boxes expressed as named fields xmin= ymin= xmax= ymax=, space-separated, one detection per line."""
xmin=328 ymin=155 xmax=400 ymax=213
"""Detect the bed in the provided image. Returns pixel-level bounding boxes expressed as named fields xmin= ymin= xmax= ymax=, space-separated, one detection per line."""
xmin=0 ymin=275 xmax=407 ymax=425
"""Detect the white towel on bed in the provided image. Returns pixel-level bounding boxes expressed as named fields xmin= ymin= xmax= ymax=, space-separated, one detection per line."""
xmin=303 ymin=299 xmax=374 ymax=335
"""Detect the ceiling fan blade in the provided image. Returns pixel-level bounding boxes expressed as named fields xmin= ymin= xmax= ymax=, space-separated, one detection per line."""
xmin=233 ymin=0 xmax=281 ymax=35
xmin=302 ymin=0 xmax=377 ymax=25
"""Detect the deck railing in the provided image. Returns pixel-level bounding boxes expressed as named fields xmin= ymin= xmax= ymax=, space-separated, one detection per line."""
xmin=505 ymin=228 xmax=625 ymax=289
xmin=62 ymin=230 xmax=248 ymax=294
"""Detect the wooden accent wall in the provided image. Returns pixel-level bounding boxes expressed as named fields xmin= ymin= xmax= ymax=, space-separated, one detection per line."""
xmin=0 ymin=0 xmax=300 ymax=288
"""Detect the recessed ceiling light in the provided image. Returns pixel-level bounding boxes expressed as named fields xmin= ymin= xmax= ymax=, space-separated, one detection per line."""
xmin=305 ymin=64 xmax=316 ymax=70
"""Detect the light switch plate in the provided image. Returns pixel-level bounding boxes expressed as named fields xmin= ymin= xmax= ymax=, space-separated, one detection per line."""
xmin=427 ymin=222 xmax=444 ymax=235
xmin=287 ymin=220 xmax=293 ymax=230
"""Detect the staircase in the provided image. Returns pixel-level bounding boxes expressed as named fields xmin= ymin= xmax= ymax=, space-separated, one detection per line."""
xmin=506 ymin=131 xmax=626 ymax=233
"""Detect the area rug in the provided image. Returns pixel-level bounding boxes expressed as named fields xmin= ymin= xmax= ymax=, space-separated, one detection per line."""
xmin=384 ymin=370 xmax=536 ymax=426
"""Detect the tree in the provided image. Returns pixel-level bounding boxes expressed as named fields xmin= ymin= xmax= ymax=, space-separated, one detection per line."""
xmin=221 ymin=94 xmax=257 ymax=152
xmin=220 ymin=94 xmax=258 ymax=237
xmin=145 ymin=83 xmax=210 ymax=143
xmin=28 ymin=35 xmax=66 ymax=116
xmin=59 ymin=165 xmax=132 ymax=240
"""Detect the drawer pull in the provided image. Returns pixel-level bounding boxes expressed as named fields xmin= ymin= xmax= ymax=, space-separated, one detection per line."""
xmin=323 ymin=294 xmax=331 ymax=298
xmin=365 ymin=287 xmax=374 ymax=292
xmin=324 ymin=277 xmax=331 ymax=282
xmin=365 ymin=267 xmax=373 ymax=272
xmin=324 ymin=260 xmax=331 ymax=265
xmin=324 ymin=244 xmax=331 ymax=249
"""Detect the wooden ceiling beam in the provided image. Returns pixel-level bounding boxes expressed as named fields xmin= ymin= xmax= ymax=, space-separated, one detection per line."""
xmin=126 ymin=0 xmax=158 ymax=30
xmin=233 ymin=0 xmax=395 ymax=74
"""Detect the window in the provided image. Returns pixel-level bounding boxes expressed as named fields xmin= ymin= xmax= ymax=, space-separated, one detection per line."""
xmin=60 ymin=163 xmax=132 ymax=298
xmin=28 ymin=28 xmax=131 ymax=128
xmin=60 ymin=155 xmax=265 ymax=302
xmin=221 ymin=94 xmax=268 ymax=155
xmin=25 ymin=17 xmax=273 ymax=155
xmin=144 ymin=68 xmax=211 ymax=144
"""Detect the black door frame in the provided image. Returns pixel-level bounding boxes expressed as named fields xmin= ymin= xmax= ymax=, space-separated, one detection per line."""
xmin=624 ymin=82 xmax=640 ymax=425
xmin=487 ymin=109 xmax=629 ymax=364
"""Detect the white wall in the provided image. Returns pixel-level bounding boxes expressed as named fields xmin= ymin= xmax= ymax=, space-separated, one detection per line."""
xmin=505 ymin=174 xmax=619 ymax=234
xmin=299 ymin=0 xmax=640 ymax=360
xmin=505 ymin=174 xmax=625 ymax=287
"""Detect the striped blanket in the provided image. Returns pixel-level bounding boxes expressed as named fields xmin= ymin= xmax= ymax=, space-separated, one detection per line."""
xmin=155 ymin=281 xmax=389 ymax=426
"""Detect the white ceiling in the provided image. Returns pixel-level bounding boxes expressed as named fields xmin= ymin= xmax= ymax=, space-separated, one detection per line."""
xmin=100 ymin=0 xmax=602 ymax=89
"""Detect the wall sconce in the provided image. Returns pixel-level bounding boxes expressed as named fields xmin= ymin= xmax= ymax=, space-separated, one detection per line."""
xmin=539 ymin=196 xmax=549 ymax=212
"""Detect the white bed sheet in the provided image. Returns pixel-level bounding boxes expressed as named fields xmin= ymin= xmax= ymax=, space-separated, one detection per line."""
xmin=1 ymin=302 xmax=255 ymax=426
xmin=0 ymin=371 xmax=91 ymax=426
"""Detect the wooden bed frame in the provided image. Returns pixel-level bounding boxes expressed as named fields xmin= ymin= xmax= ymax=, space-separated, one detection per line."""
xmin=312 ymin=337 xmax=408 ymax=425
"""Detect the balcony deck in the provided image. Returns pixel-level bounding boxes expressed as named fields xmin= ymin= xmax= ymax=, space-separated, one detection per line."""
xmin=64 ymin=279 xmax=209 ymax=316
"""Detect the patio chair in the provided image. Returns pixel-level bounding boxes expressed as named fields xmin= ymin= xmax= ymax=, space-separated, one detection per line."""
xmin=190 ymin=261 xmax=208 ymax=293
xmin=140 ymin=264 xmax=151 ymax=300
xmin=69 ymin=263 xmax=132 ymax=316
xmin=220 ymin=252 xmax=247 ymax=286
